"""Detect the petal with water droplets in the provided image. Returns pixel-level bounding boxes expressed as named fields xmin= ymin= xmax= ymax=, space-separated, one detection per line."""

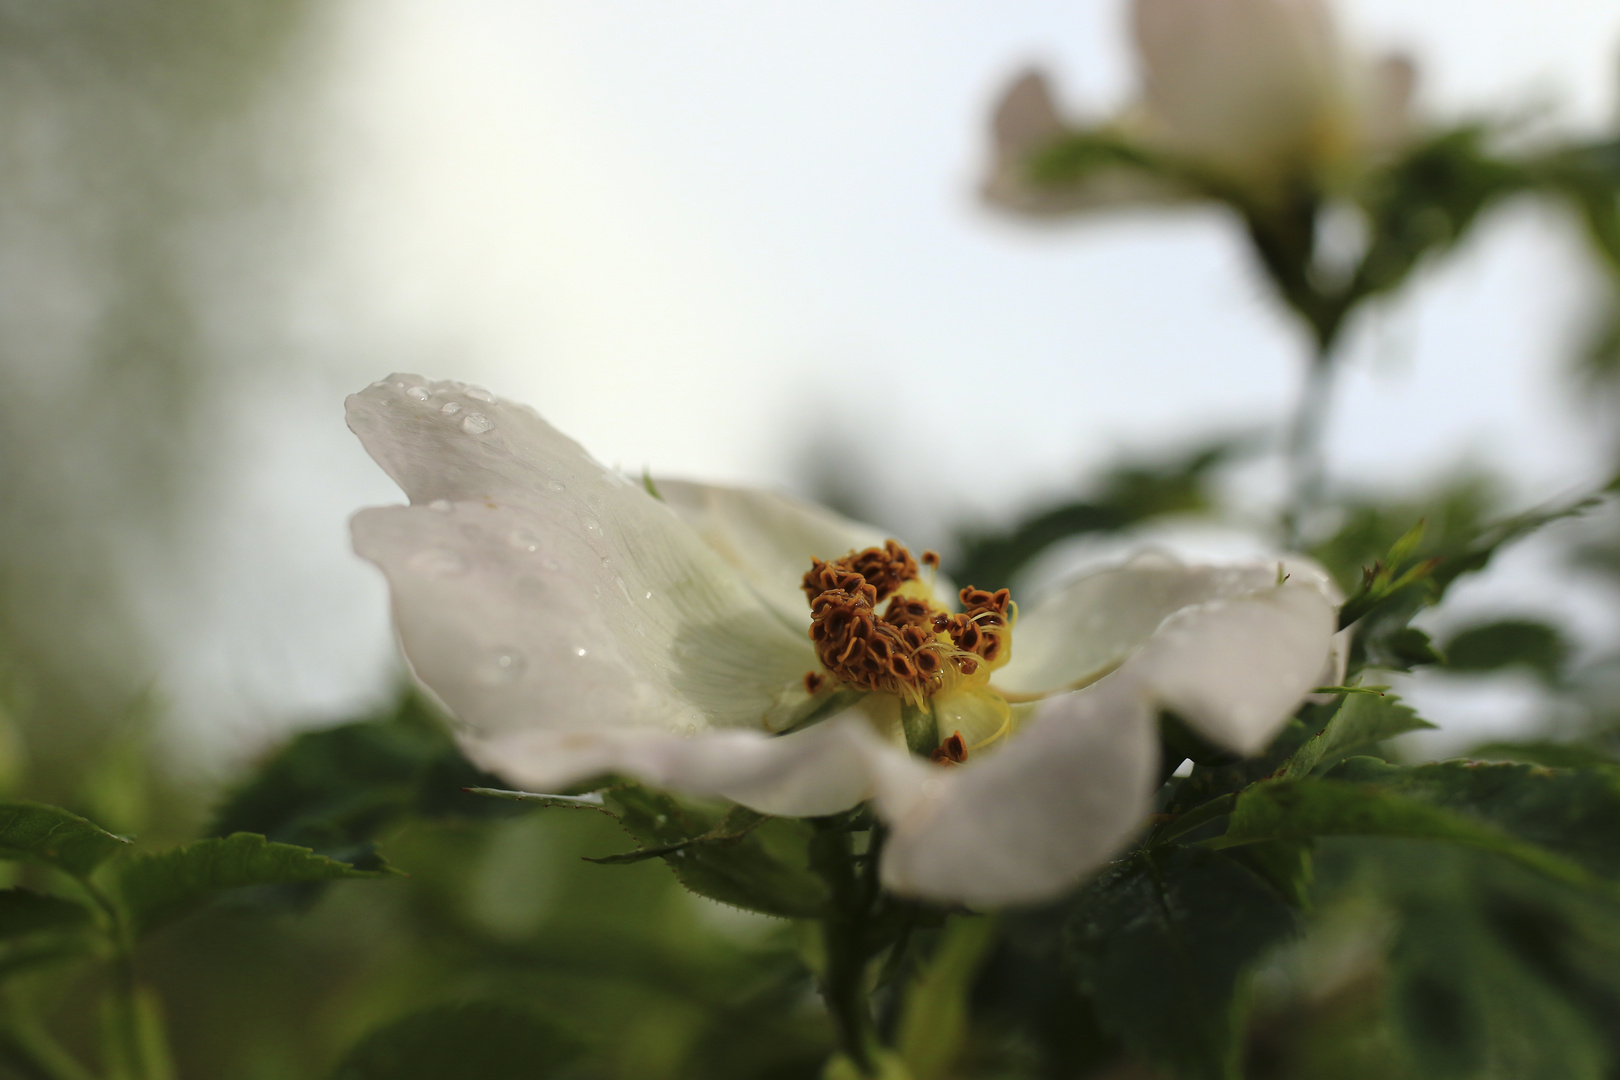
xmin=348 ymin=376 xmax=818 ymax=754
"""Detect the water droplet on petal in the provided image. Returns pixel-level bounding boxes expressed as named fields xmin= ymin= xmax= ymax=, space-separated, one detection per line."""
xmin=507 ymin=528 xmax=541 ymax=553
xmin=406 ymin=386 xmax=430 ymax=402
xmin=409 ymin=548 xmax=466 ymax=576
xmin=440 ymin=401 xmax=463 ymax=415
xmin=475 ymin=649 xmax=526 ymax=685
xmin=642 ymin=590 xmax=653 ymax=601
xmin=581 ymin=516 xmax=603 ymax=537
xmin=461 ymin=412 xmax=494 ymax=435
xmin=546 ymin=479 xmax=567 ymax=492
xmin=574 ymin=647 xmax=588 ymax=658
xmin=465 ymin=387 xmax=495 ymax=403
xmin=427 ymin=499 xmax=453 ymax=513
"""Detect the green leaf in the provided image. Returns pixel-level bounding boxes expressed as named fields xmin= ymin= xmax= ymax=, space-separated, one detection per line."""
xmin=0 ymin=889 xmax=91 ymax=942
xmin=210 ymin=691 xmax=519 ymax=880
xmin=599 ymin=785 xmax=830 ymax=918
xmin=1277 ymin=692 xmax=1434 ymax=780
xmin=1219 ymin=776 xmax=1595 ymax=886
xmin=1442 ymin=619 xmax=1569 ymax=681
xmin=329 ymin=1002 xmax=584 ymax=1080
xmin=0 ymin=801 xmax=129 ymax=878
xmin=1065 ymin=846 xmax=1300 ymax=1080
xmin=1327 ymin=758 xmax=1620 ymax=879
xmin=116 ymin=833 xmax=384 ymax=936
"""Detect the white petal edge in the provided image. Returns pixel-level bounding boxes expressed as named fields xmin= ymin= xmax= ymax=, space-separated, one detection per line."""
xmin=997 ymin=552 xmax=1340 ymax=699
xmin=456 ymin=709 xmax=897 ymax=819
xmin=348 ymin=376 xmax=817 ymax=746
xmin=878 ymin=674 xmax=1159 ymax=908
xmin=1119 ymin=580 xmax=1339 ymax=754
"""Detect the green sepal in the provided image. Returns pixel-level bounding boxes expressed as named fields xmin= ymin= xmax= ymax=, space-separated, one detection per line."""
xmin=115 ymin=832 xmax=386 ymax=937
xmin=599 ymin=785 xmax=831 ymax=919
xmin=0 ymin=801 xmax=129 ymax=878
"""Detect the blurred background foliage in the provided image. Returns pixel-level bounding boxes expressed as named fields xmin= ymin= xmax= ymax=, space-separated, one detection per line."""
xmin=4 ymin=2 xmax=1620 ymax=1079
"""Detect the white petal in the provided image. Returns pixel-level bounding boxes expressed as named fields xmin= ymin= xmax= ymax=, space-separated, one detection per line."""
xmin=459 ymin=709 xmax=897 ymax=819
xmin=998 ymin=553 xmax=1314 ymax=697
xmin=1133 ymin=0 xmax=1343 ymax=176
xmin=1121 ymin=581 xmax=1338 ymax=754
xmin=878 ymin=675 xmax=1159 ymax=907
xmin=654 ymin=479 xmax=889 ymax=626
xmin=348 ymin=376 xmax=817 ymax=754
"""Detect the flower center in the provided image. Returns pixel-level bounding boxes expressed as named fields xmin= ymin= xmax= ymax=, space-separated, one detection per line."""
xmin=801 ymin=541 xmax=1018 ymax=760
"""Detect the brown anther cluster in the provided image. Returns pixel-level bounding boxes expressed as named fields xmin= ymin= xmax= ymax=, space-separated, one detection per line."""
xmin=803 ymin=543 xmax=1009 ymax=701
xmin=930 ymin=731 xmax=968 ymax=765
xmin=801 ymin=538 xmax=919 ymax=605
xmin=933 ymin=587 xmax=1013 ymax=669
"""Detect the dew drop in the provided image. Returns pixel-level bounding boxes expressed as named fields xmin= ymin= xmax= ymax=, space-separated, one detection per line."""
xmin=405 ymin=385 xmax=430 ymax=402
xmin=574 ymin=647 xmax=588 ymax=658
xmin=461 ymin=412 xmax=495 ymax=435
xmin=642 ymin=590 xmax=653 ymax=601
xmin=427 ymin=499 xmax=453 ymax=513
xmin=507 ymin=528 xmax=542 ymax=553
xmin=440 ymin=401 xmax=463 ymax=416
xmin=465 ymin=387 xmax=495 ymax=403
xmin=474 ymin=649 xmax=526 ymax=685
xmin=581 ymin=516 xmax=603 ymax=537
xmin=408 ymin=548 xmax=466 ymax=576
xmin=546 ymin=479 xmax=567 ymax=492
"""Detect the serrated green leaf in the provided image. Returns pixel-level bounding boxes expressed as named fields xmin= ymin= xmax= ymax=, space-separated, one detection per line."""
xmin=0 ymin=802 xmax=129 ymax=878
xmin=210 ymin=690 xmax=518 ymax=876
xmin=0 ymin=889 xmax=91 ymax=941
xmin=1327 ymin=758 xmax=1620 ymax=879
xmin=116 ymin=833 xmax=384 ymax=936
xmin=1277 ymin=693 xmax=1434 ymax=780
xmin=1065 ymin=846 xmax=1299 ymax=1080
xmin=329 ymin=1001 xmax=584 ymax=1080
xmin=600 ymin=786 xmax=830 ymax=918
xmin=1219 ymin=777 xmax=1594 ymax=886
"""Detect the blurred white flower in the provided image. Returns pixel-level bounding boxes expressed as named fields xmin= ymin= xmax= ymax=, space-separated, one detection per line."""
xmin=986 ymin=0 xmax=1414 ymax=211
xmin=348 ymin=376 xmax=1342 ymax=906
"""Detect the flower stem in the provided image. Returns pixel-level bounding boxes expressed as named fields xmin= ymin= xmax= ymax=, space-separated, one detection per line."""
xmin=810 ymin=818 xmax=884 ymax=1075
xmin=77 ymin=876 xmax=167 ymax=1080
xmin=1281 ymin=344 xmax=1338 ymax=548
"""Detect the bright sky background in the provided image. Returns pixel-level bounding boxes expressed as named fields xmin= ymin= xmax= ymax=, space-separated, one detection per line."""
xmin=157 ymin=0 xmax=1620 ymax=766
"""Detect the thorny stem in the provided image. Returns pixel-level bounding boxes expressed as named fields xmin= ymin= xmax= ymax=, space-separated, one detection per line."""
xmin=810 ymin=818 xmax=888 ymax=1076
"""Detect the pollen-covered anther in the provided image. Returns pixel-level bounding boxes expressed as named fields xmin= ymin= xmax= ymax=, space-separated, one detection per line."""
xmin=930 ymin=731 xmax=968 ymax=766
xmin=804 ymin=541 xmax=1014 ymax=700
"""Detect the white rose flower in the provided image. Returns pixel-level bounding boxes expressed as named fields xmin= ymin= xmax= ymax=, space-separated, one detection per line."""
xmin=348 ymin=376 xmax=1342 ymax=907
xmin=986 ymin=0 xmax=1414 ymax=210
